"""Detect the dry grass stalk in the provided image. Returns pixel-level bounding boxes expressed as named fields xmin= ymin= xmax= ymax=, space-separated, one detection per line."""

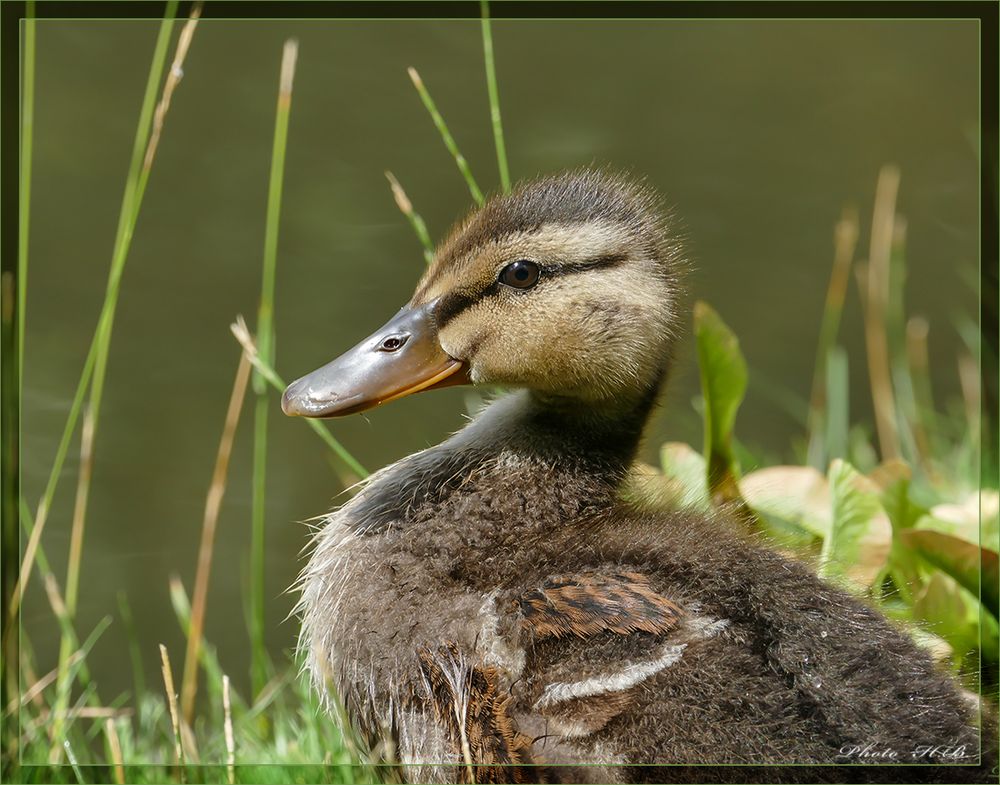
xmin=13 ymin=497 xmax=49 ymax=617
xmin=13 ymin=2 xmax=201 ymax=629
xmin=830 ymin=207 xmax=860 ymax=319
xmin=230 ymin=316 xmax=367 ymax=478
xmin=279 ymin=37 xmax=298 ymax=105
xmin=105 ymin=717 xmax=125 ymax=784
xmin=48 ymin=406 xmax=95 ymax=762
xmin=862 ymin=165 xmax=901 ymax=460
xmin=231 ymin=317 xmax=275 ymax=385
xmin=66 ymin=707 xmax=129 ymax=718
xmin=65 ymin=405 xmax=95 ymax=616
xmin=41 ymin=8 xmax=209 ymax=760
xmin=180 ymin=719 xmax=200 ymax=765
xmin=181 ymin=351 xmax=253 ymax=725
xmin=7 ymin=651 xmax=82 ymax=714
xmin=385 ymin=170 xmax=434 ymax=264
xmin=386 ymin=170 xmax=413 ymax=215
xmin=223 ymin=674 xmax=235 ymax=784
xmin=957 ymin=353 xmax=980 ymax=442
xmin=806 ymin=205 xmax=859 ymax=465
xmin=43 ymin=573 xmax=67 ymax=622
xmin=159 ymin=643 xmax=186 ymax=781
xmin=144 ymin=2 xmax=203 ymax=171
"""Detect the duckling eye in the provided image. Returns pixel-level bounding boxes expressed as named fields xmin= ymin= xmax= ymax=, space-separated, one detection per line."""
xmin=379 ymin=335 xmax=408 ymax=352
xmin=499 ymin=260 xmax=540 ymax=290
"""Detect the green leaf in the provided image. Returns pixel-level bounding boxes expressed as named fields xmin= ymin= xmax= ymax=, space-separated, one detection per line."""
xmin=819 ymin=459 xmax=881 ymax=581
xmin=900 ymin=528 xmax=999 ymax=620
xmin=927 ymin=490 xmax=999 ymax=548
xmin=869 ymin=460 xmax=925 ymax=530
xmin=659 ymin=442 xmax=711 ymax=511
xmin=912 ymin=572 xmax=998 ymax=667
xmin=694 ymin=301 xmax=747 ymax=504
xmin=869 ymin=460 xmax=925 ymax=603
xmin=740 ymin=465 xmax=828 ymax=539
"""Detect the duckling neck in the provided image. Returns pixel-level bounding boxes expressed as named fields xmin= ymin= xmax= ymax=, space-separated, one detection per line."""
xmin=346 ymin=386 xmax=658 ymax=537
xmin=477 ymin=386 xmax=657 ymax=475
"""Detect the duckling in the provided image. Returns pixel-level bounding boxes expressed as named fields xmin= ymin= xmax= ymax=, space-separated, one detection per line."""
xmin=283 ymin=169 xmax=992 ymax=783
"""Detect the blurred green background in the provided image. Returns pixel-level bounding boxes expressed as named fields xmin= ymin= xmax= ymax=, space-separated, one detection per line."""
xmin=21 ymin=18 xmax=979 ymax=702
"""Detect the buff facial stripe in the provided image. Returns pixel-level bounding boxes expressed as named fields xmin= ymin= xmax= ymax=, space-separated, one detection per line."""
xmin=434 ymin=254 xmax=629 ymax=329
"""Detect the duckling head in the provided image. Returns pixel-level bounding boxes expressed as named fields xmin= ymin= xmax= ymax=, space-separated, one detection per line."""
xmin=282 ymin=169 xmax=684 ymax=419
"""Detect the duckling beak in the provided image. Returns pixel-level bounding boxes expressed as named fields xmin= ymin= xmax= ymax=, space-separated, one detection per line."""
xmin=281 ymin=299 xmax=469 ymax=418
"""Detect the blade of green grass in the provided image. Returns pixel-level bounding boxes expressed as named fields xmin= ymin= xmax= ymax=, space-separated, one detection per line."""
xmin=480 ymin=0 xmax=510 ymax=192
xmin=168 ymin=576 xmax=245 ymax=715
xmin=824 ymin=345 xmax=849 ymax=461
xmin=886 ymin=217 xmax=922 ymax=467
xmin=48 ymin=7 xmax=197 ymax=761
xmin=6 ymin=9 xmax=36 ymax=736
xmin=250 ymin=39 xmax=298 ymax=697
xmin=385 ymin=171 xmax=434 ymax=264
xmin=16 ymin=501 xmax=97 ymax=690
xmin=905 ymin=316 xmax=935 ymax=473
xmin=231 ymin=318 xmax=367 ymax=479
xmin=9 ymin=2 xmax=179 ymax=629
xmin=62 ymin=740 xmax=85 ymax=784
xmin=18 ymin=0 xmax=35 ymax=387
xmin=116 ymin=591 xmax=146 ymax=702
xmin=10 ymin=341 xmax=94 ymax=625
xmin=407 ymin=66 xmax=484 ymax=205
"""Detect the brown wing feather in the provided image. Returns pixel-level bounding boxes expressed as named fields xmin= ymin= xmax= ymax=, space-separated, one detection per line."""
xmin=417 ymin=644 xmax=542 ymax=784
xmin=518 ymin=571 xmax=683 ymax=639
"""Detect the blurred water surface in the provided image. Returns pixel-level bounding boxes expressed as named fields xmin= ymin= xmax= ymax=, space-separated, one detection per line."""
xmin=22 ymin=19 xmax=978 ymax=699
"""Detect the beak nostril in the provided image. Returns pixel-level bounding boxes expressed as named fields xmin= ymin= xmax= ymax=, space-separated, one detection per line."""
xmin=379 ymin=334 xmax=408 ymax=353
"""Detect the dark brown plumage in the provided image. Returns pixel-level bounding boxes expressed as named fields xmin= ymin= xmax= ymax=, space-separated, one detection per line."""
xmin=287 ymin=169 xmax=996 ymax=783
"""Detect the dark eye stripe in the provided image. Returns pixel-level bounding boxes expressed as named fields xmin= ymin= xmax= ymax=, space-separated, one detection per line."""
xmin=434 ymin=254 xmax=629 ymax=328
xmin=435 ymin=284 xmax=498 ymax=328
xmin=551 ymin=253 xmax=628 ymax=275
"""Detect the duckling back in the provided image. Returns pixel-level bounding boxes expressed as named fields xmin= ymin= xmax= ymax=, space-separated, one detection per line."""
xmin=297 ymin=393 xmax=994 ymax=783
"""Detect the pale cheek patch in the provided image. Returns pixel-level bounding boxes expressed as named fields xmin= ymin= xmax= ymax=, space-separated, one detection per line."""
xmin=439 ymin=264 xmax=675 ymax=399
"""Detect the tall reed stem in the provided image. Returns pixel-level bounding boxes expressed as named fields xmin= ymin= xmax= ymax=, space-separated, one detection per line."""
xmin=45 ymin=6 xmax=196 ymax=759
xmin=408 ymin=67 xmax=484 ymax=205
xmin=250 ymin=39 xmax=298 ymax=696
xmin=806 ymin=206 xmax=858 ymax=468
xmin=181 ymin=352 xmax=252 ymax=725
xmin=230 ymin=318 xmax=367 ymax=479
xmin=159 ymin=644 xmax=185 ymax=783
xmin=862 ymin=164 xmax=902 ymax=461
xmin=4 ymin=4 xmax=36 ymax=764
xmin=18 ymin=0 xmax=35 ymax=386
xmin=385 ymin=171 xmax=435 ymax=264
xmin=480 ymin=0 xmax=510 ymax=192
